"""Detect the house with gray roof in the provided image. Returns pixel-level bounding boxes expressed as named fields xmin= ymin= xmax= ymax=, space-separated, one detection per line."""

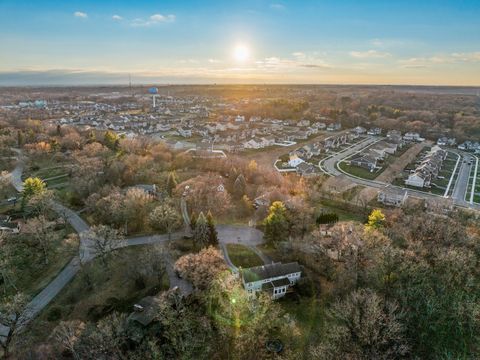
xmin=241 ymin=262 xmax=301 ymax=299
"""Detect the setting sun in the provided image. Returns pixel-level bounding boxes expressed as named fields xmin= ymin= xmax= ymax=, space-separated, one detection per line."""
xmin=233 ymin=44 xmax=250 ymax=62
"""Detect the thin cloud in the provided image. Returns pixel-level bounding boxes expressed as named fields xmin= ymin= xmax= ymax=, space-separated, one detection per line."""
xmin=255 ymin=55 xmax=330 ymax=71
xmin=130 ymin=13 xmax=176 ymax=27
xmin=208 ymin=59 xmax=222 ymax=64
xmin=112 ymin=15 xmax=123 ymax=21
xmin=350 ymin=50 xmax=392 ymax=58
xmin=371 ymin=39 xmax=383 ymax=47
xmin=399 ymin=52 xmax=480 ymax=68
xmin=292 ymin=52 xmax=306 ymax=60
xmin=74 ymin=11 xmax=88 ymax=19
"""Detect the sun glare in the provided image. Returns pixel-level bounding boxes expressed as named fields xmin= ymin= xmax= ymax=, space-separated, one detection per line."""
xmin=233 ymin=44 xmax=250 ymax=62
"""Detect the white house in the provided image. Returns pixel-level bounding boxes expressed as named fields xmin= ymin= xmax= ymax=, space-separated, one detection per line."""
xmin=352 ymin=126 xmax=367 ymax=135
xmin=405 ymin=172 xmax=429 ymax=188
xmin=0 ymin=221 xmax=20 ymax=234
xmin=288 ymin=154 xmax=305 ymax=168
xmin=241 ymin=262 xmax=302 ymax=299
xmin=403 ymin=132 xmax=424 ymax=142
xmin=377 ymin=186 xmax=408 ymax=207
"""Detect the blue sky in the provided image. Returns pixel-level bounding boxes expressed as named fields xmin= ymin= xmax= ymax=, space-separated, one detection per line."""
xmin=1 ymin=0 xmax=479 ymax=85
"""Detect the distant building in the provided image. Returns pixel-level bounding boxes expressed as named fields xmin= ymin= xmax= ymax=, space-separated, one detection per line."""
xmin=327 ymin=122 xmax=342 ymax=131
xmin=288 ymin=154 xmax=305 ymax=168
xmin=403 ymin=132 xmax=424 ymax=142
xmin=367 ymin=127 xmax=382 ymax=136
xmin=437 ymin=137 xmax=456 ymax=146
xmin=352 ymin=126 xmax=367 ymax=135
xmin=241 ymin=262 xmax=302 ymax=299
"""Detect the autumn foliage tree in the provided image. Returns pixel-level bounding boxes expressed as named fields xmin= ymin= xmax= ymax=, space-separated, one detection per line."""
xmin=174 ymin=246 xmax=227 ymax=290
xmin=264 ymin=201 xmax=288 ymax=245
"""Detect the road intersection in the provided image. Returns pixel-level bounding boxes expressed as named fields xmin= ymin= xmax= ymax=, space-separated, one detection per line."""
xmin=3 ymin=153 xmax=267 ymax=332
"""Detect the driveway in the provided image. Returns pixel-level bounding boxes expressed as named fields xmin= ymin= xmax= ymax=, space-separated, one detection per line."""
xmin=5 ymin=152 xmax=266 ymax=331
xmin=216 ymin=224 xmax=264 ymax=246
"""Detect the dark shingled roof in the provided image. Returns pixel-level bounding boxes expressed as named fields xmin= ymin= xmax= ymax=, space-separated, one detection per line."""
xmin=242 ymin=262 xmax=301 ymax=283
xmin=128 ymin=296 xmax=163 ymax=327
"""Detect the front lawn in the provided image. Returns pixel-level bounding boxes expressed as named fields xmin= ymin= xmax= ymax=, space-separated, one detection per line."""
xmin=226 ymin=244 xmax=263 ymax=268
xmin=338 ymin=161 xmax=379 ymax=180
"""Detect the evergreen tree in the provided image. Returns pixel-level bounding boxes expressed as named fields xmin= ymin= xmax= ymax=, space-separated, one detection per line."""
xmin=264 ymin=201 xmax=288 ymax=245
xmin=190 ymin=212 xmax=197 ymax=231
xmin=166 ymin=171 xmax=178 ymax=196
xmin=233 ymin=174 xmax=246 ymax=199
xmin=206 ymin=211 xmax=219 ymax=246
xmin=193 ymin=212 xmax=209 ymax=250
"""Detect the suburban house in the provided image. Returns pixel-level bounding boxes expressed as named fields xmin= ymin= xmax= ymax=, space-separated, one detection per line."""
xmin=349 ymin=153 xmax=378 ymax=171
xmin=367 ymin=127 xmax=382 ymax=136
xmin=437 ymin=137 xmax=456 ymax=146
xmin=352 ymin=126 xmax=367 ymax=135
xmin=386 ymin=130 xmax=404 ymax=147
xmin=406 ymin=171 xmax=430 ymax=188
xmin=403 ymin=132 xmax=424 ymax=142
xmin=288 ymin=154 xmax=305 ymax=168
xmin=377 ymin=186 xmax=408 ymax=207
xmin=296 ymin=162 xmax=319 ymax=176
xmin=405 ymin=146 xmax=446 ymax=188
xmin=0 ymin=220 xmax=20 ymax=234
xmin=327 ymin=122 xmax=342 ymax=131
xmin=177 ymin=127 xmax=192 ymax=138
xmin=241 ymin=262 xmax=302 ymax=299
xmin=458 ymin=141 xmax=480 ymax=152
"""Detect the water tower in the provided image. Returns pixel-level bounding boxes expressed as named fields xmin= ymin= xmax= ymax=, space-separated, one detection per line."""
xmin=148 ymin=87 xmax=159 ymax=108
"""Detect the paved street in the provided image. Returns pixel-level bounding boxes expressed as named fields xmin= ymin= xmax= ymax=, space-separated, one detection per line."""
xmin=319 ymin=138 xmax=480 ymax=211
xmin=4 ymin=156 xmax=267 ymax=330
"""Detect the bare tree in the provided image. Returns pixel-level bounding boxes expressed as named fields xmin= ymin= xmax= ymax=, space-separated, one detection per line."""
xmin=21 ymin=215 xmax=56 ymax=265
xmin=51 ymin=320 xmax=86 ymax=360
xmin=85 ymin=225 xmax=124 ymax=269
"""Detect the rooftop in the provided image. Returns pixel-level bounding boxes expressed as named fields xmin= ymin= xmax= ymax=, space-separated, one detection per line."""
xmin=242 ymin=262 xmax=301 ymax=283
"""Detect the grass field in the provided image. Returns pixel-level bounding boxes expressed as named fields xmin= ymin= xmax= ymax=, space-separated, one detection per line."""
xmin=226 ymin=244 xmax=264 ymax=268
xmin=338 ymin=161 xmax=379 ymax=180
xmin=5 ymin=224 xmax=78 ymax=298
xmin=279 ymin=295 xmax=326 ymax=356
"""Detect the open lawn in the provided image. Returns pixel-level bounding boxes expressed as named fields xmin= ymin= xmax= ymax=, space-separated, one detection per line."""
xmin=4 ymin=224 xmax=78 ymax=298
xmin=226 ymin=244 xmax=263 ymax=268
xmin=279 ymin=295 xmax=326 ymax=356
xmin=338 ymin=161 xmax=379 ymax=180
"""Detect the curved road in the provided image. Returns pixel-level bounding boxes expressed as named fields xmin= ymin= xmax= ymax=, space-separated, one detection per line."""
xmin=4 ymin=153 xmax=266 ymax=330
xmin=319 ymin=139 xmax=480 ymax=211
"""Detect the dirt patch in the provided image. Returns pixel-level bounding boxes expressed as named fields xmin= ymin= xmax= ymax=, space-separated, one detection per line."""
xmin=376 ymin=142 xmax=427 ymax=183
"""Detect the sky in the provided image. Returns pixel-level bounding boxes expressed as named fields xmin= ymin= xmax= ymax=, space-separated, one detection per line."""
xmin=1 ymin=0 xmax=480 ymax=86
